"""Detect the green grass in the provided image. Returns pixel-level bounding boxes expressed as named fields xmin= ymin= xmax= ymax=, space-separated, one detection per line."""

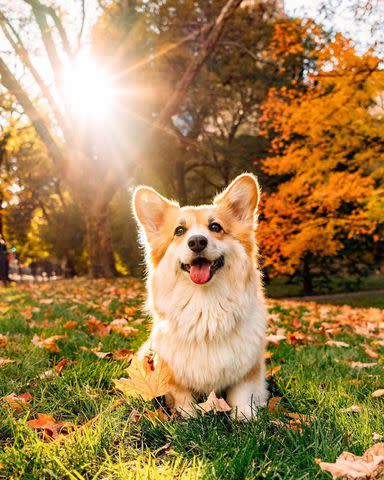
xmin=0 ymin=279 xmax=383 ymax=479
xmin=317 ymin=295 xmax=384 ymax=309
xmin=267 ymin=274 xmax=384 ymax=299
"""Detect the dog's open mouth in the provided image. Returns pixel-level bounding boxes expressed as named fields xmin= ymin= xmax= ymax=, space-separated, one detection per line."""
xmin=181 ymin=256 xmax=224 ymax=285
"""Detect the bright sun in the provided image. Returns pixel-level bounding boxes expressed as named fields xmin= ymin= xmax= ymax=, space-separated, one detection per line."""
xmin=62 ymin=56 xmax=116 ymax=121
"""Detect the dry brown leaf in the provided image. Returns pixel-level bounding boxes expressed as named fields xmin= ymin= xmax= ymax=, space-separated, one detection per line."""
xmin=268 ymin=396 xmax=284 ymax=413
xmin=110 ymin=325 xmax=139 ymax=338
xmin=363 ymin=346 xmax=380 ymax=359
xmin=31 ymin=334 xmax=66 ymax=353
xmin=124 ymin=306 xmax=139 ymax=317
xmin=371 ymin=389 xmax=384 ymax=398
xmin=326 ymin=340 xmax=350 ymax=348
xmin=266 ymin=334 xmax=286 ymax=346
xmin=351 ymin=362 xmax=378 ymax=369
xmin=94 ymin=351 xmax=113 ymax=359
xmin=318 ymin=443 xmax=384 ymax=479
xmin=197 ymin=391 xmax=231 ymax=414
xmin=264 ymin=351 xmax=273 ymax=360
xmin=0 ymin=357 xmax=16 ymax=367
xmin=85 ymin=317 xmax=110 ymax=337
xmin=0 ymin=334 xmax=8 ymax=348
xmin=27 ymin=413 xmax=75 ymax=439
xmin=113 ymin=348 xmax=135 ymax=361
xmin=2 ymin=392 xmax=32 ymax=412
xmin=287 ymin=331 xmax=307 ymax=345
xmin=113 ymin=355 xmax=171 ymax=401
xmin=144 ymin=407 xmax=170 ymax=422
xmin=266 ymin=366 xmax=282 ymax=378
xmin=340 ymin=405 xmax=362 ymax=414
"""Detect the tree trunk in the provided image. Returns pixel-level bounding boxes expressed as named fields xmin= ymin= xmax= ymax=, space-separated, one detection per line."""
xmin=302 ymin=252 xmax=313 ymax=295
xmin=82 ymin=202 xmax=117 ymax=278
xmin=176 ymin=159 xmax=188 ymax=206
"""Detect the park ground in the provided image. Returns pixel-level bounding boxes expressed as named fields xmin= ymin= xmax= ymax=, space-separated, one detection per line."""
xmin=0 ymin=278 xmax=383 ymax=479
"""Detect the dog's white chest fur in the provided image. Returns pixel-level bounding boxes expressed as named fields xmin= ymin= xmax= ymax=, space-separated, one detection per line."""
xmin=149 ymin=263 xmax=266 ymax=394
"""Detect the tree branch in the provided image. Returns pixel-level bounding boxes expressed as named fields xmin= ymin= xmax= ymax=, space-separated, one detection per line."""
xmin=0 ymin=12 xmax=72 ymax=141
xmin=0 ymin=56 xmax=66 ymax=173
xmin=155 ymin=0 xmax=243 ymax=128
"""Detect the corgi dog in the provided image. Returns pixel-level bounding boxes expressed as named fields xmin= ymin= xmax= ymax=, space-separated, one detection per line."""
xmin=133 ymin=173 xmax=268 ymax=420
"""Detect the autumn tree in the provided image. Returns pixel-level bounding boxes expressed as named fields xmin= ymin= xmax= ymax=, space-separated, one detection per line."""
xmin=0 ymin=0 xmax=244 ymax=277
xmin=258 ymin=33 xmax=384 ymax=293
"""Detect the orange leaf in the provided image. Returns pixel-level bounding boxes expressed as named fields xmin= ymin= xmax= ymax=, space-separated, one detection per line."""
xmin=266 ymin=366 xmax=282 ymax=378
xmin=63 ymin=321 xmax=77 ymax=330
xmin=53 ymin=359 xmax=69 ymax=374
xmin=27 ymin=413 xmax=74 ymax=439
xmin=0 ymin=335 xmax=8 ymax=348
xmin=3 ymin=392 xmax=32 ymax=412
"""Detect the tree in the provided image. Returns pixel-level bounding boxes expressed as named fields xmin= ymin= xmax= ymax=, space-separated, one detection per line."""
xmin=258 ymin=32 xmax=384 ymax=293
xmin=0 ymin=0 xmax=244 ymax=277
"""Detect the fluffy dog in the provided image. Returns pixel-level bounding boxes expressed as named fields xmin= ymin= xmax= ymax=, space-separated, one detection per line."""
xmin=133 ymin=173 xmax=268 ymax=420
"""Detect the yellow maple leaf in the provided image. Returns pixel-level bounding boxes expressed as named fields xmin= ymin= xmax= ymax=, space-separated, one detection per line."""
xmin=113 ymin=355 xmax=171 ymax=401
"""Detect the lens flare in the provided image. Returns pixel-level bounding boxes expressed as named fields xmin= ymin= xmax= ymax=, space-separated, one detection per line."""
xmin=62 ymin=56 xmax=115 ymax=121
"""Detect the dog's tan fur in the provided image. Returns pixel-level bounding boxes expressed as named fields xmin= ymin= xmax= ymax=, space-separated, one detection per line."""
xmin=133 ymin=174 xmax=268 ymax=420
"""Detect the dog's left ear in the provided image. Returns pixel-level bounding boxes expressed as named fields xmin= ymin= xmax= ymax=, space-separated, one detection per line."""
xmin=214 ymin=173 xmax=260 ymax=223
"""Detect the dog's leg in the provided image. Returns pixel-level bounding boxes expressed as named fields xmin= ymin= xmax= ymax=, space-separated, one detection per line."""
xmin=166 ymin=383 xmax=196 ymax=418
xmin=226 ymin=360 xmax=268 ymax=421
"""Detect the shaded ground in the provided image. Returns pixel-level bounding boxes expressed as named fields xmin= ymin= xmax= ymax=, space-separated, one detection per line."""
xmin=0 ymin=279 xmax=383 ymax=479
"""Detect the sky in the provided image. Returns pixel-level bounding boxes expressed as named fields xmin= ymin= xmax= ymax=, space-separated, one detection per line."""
xmin=285 ymin=0 xmax=384 ymax=54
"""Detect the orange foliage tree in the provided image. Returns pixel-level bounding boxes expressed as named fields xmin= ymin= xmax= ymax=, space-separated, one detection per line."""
xmin=258 ymin=32 xmax=384 ymax=293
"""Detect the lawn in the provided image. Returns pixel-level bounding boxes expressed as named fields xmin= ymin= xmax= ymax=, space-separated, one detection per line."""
xmin=0 ymin=279 xmax=383 ymax=479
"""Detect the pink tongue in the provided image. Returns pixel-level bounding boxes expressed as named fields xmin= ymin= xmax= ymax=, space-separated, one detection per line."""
xmin=190 ymin=263 xmax=211 ymax=284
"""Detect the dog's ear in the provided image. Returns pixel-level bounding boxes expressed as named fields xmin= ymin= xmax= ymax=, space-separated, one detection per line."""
xmin=133 ymin=186 xmax=179 ymax=242
xmin=214 ymin=173 xmax=260 ymax=223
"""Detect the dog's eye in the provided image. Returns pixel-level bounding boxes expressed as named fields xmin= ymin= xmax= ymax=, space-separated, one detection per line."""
xmin=174 ymin=226 xmax=186 ymax=236
xmin=208 ymin=222 xmax=223 ymax=233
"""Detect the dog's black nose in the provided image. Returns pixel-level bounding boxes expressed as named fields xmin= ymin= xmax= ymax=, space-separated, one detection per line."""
xmin=188 ymin=235 xmax=208 ymax=253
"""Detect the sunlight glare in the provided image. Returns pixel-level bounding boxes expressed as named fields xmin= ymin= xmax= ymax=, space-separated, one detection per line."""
xmin=62 ymin=56 xmax=116 ymax=121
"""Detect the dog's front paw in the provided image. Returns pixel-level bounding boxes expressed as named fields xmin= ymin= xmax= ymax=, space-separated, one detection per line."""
xmin=230 ymin=404 xmax=259 ymax=421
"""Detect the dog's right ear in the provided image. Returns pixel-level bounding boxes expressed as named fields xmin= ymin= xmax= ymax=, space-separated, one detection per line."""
xmin=133 ymin=186 xmax=179 ymax=243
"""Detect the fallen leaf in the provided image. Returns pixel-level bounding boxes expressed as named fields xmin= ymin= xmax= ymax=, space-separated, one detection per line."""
xmin=93 ymin=351 xmax=113 ymax=359
xmin=32 ymin=334 xmax=66 ymax=353
xmin=110 ymin=318 xmax=129 ymax=327
xmin=0 ymin=334 xmax=8 ymax=348
xmin=264 ymin=351 xmax=273 ymax=360
xmin=63 ymin=321 xmax=77 ymax=330
xmin=351 ymin=362 xmax=378 ymax=369
xmin=124 ymin=306 xmax=138 ymax=316
xmin=130 ymin=409 xmax=141 ymax=422
xmin=27 ymin=413 xmax=74 ymax=439
xmin=373 ymin=433 xmax=383 ymax=441
xmin=197 ymin=391 xmax=231 ymax=414
xmin=371 ymin=389 xmax=384 ymax=398
xmin=2 ymin=392 xmax=32 ymax=412
xmin=0 ymin=357 xmax=16 ymax=367
xmin=85 ymin=317 xmax=110 ymax=337
xmin=340 ymin=405 xmax=362 ymax=413
xmin=53 ymin=359 xmax=69 ymax=373
xmin=144 ymin=407 xmax=170 ymax=422
xmin=363 ymin=345 xmax=380 ymax=359
xmin=110 ymin=325 xmax=139 ymax=338
xmin=318 ymin=442 xmax=384 ymax=479
xmin=326 ymin=341 xmax=350 ymax=348
xmin=113 ymin=348 xmax=135 ymax=361
xmin=266 ymin=334 xmax=286 ymax=346
xmin=287 ymin=331 xmax=307 ymax=345
xmin=268 ymin=396 xmax=284 ymax=413
xmin=113 ymin=354 xmax=171 ymax=401
xmin=266 ymin=366 xmax=282 ymax=378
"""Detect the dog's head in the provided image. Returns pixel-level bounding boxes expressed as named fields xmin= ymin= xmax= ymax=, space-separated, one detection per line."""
xmin=133 ymin=174 xmax=260 ymax=286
